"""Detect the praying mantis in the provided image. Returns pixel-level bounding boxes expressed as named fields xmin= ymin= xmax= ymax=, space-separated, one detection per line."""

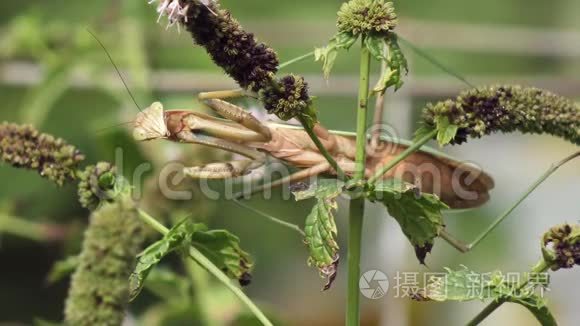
xmin=132 ymin=89 xmax=578 ymax=255
xmin=133 ymin=92 xmax=494 ymax=210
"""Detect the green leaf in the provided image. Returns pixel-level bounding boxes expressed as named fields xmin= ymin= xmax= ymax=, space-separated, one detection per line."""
xmin=364 ymin=35 xmax=385 ymax=61
xmin=314 ymin=45 xmax=338 ymax=80
xmin=292 ymin=179 xmax=345 ymax=201
xmin=435 ymin=116 xmax=459 ymax=145
xmin=190 ymin=225 xmax=254 ymax=286
xmin=315 ymin=32 xmax=358 ymax=79
xmin=372 ymin=34 xmax=409 ymax=93
xmin=292 ymin=179 xmax=344 ymax=290
xmin=129 ymin=220 xmax=193 ymax=301
xmin=304 ymin=196 xmax=340 ymax=291
xmin=46 ymin=255 xmax=79 ymax=284
xmin=368 ymin=179 xmax=447 ymax=264
xmin=334 ymin=31 xmax=358 ymax=49
xmin=425 ymin=266 xmax=557 ymax=326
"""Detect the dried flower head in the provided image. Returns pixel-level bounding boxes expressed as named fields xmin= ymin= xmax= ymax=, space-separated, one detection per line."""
xmin=77 ymin=162 xmax=118 ymax=211
xmin=421 ymin=85 xmax=580 ymax=145
xmin=148 ymin=0 xmax=279 ymax=92
xmin=260 ymin=75 xmax=312 ymax=121
xmin=133 ymin=102 xmax=170 ymax=141
xmin=542 ymin=224 xmax=580 ymax=271
xmin=0 ymin=122 xmax=85 ymax=186
xmin=337 ymin=0 xmax=398 ymax=36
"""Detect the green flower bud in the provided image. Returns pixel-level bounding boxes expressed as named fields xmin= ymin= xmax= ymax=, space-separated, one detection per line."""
xmin=64 ymin=191 xmax=145 ymax=326
xmin=337 ymin=0 xmax=398 ymax=36
xmin=0 ymin=122 xmax=84 ymax=186
xmin=77 ymin=162 xmax=118 ymax=211
xmin=259 ymin=74 xmax=314 ymax=122
xmin=542 ymin=224 xmax=580 ymax=271
xmin=421 ymin=85 xmax=580 ymax=145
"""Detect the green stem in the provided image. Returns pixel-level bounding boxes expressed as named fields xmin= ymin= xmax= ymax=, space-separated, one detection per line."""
xmin=347 ymin=197 xmax=365 ymax=326
xmin=278 ymin=50 xmax=315 ymax=69
xmin=184 ymin=259 xmax=215 ymax=326
xmin=346 ymin=38 xmax=372 ymax=326
xmin=468 ymin=151 xmax=580 ymax=250
xmin=368 ymin=129 xmax=437 ymax=184
xmin=137 ymin=210 xmax=273 ymax=326
xmin=466 ymin=259 xmax=552 ymax=326
xmin=299 ymin=115 xmax=348 ymax=181
xmin=233 ymin=198 xmax=305 ymax=236
xmin=439 ymin=151 xmax=580 ymax=253
xmin=354 ymin=42 xmax=371 ymax=180
xmin=0 ymin=214 xmax=49 ymax=242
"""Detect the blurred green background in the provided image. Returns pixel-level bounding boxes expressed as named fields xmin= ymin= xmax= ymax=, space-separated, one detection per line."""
xmin=0 ymin=0 xmax=579 ymax=325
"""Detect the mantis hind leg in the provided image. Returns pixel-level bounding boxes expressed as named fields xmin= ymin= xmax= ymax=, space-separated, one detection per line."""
xmin=203 ymin=98 xmax=272 ymax=141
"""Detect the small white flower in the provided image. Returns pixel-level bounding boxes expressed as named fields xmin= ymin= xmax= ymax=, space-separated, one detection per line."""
xmin=148 ymin=0 xmax=216 ymax=31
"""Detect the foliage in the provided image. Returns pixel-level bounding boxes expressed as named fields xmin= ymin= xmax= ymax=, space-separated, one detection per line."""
xmin=293 ymin=180 xmax=345 ymax=290
xmin=424 ymin=266 xmax=556 ymax=326
xmin=366 ymin=179 xmax=447 ymax=264
xmin=130 ymin=219 xmax=253 ymax=301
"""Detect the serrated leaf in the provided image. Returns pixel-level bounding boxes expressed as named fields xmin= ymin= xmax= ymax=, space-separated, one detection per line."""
xmin=425 ymin=266 xmax=557 ymax=326
xmin=296 ymin=179 xmax=344 ymax=290
xmin=334 ymin=31 xmax=358 ymax=49
xmin=190 ymin=226 xmax=253 ymax=287
xmin=315 ymin=32 xmax=358 ymax=79
xmin=46 ymin=255 xmax=79 ymax=284
xmin=364 ymin=35 xmax=385 ymax=61
xmin=372 ymin=34 xmax=409 ymax=93
xmin=292 ymin=179 xmax=345 ymax=201
xmin=435 ymin=116 xmax=459 ymax=145
xmin=129 ymin=220 xmax=194 ymax=301
xmin=368 ymin=179 xmax=447 ymax=264
xmin=305 ymin=196 xmax=340 ymax=291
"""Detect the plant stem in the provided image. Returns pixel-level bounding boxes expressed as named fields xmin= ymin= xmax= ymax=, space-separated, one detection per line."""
xmin=0 ymin=214 xmax=50 ymax=242
xmin=466 ymin=259 xmax=552 ymax=326
xmin=368 ymin=129 xmax=437 ymax=184
xmin=468 ymin=151 xmax=580 ymax=250
xmin=299 ymin=115 xmax=348 ymax=181
xmin=184 ymin=258 xmax=215 ymax=326
xmin=346 ymin=38 xmax=372 ymax=326
xmin=438 ymin=150 xmax=580 ymax=253
xmin=137 ymin=210 xmax=273 ymax=326
xmin=278 ymin=50 xmax=316 ymax=69
xmin=232 ymin=198 xmax=305 ymax=236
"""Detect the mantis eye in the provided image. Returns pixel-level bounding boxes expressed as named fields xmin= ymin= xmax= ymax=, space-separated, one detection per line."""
xmin=133 ymin=102 xmax=170 ymax=141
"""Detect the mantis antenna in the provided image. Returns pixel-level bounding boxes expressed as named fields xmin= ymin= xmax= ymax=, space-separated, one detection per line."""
xmin=86 ymin=28 xmax=143 ymax=112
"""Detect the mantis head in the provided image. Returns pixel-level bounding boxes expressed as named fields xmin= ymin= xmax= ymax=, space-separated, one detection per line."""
xmin=133 ymin=102 xmax=170 ymax=141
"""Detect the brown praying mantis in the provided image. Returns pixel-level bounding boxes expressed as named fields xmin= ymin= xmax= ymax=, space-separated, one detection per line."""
xmin=133 ymin=93 xmax=494 ymax=207
xmin=131 ymin=90 xmax=579 ymax=254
